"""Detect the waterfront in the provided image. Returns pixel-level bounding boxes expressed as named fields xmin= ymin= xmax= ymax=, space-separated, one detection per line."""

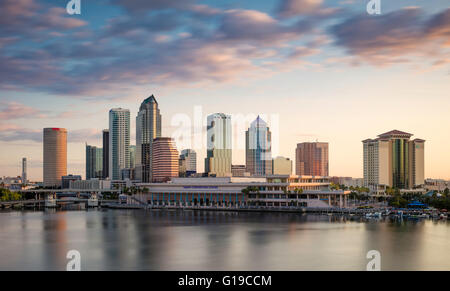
xmin=0 ymin=209 xmax=449 ymax=271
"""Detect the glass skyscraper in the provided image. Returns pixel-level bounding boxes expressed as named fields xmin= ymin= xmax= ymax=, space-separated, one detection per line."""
xmin=136 ymin=95 xmax=161 ymax=182
xmin=109 ymin=108 xmax=130 ymax=180
xmin=246 ymin=116 xmax=272 ymax=176
xmin=86 ymin=144 xmax=103 ymax=180
xmin=102 ymin=129 xmax=109 ymax=179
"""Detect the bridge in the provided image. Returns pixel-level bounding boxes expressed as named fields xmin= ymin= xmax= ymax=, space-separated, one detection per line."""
xmin=0 ymin=197 xmax=118 ymax=208
xmin=2 ymin=189 xmax=122 ymax=209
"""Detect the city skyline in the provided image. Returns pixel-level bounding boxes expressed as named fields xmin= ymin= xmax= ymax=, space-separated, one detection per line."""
xmin=0 ymin=0 xmax=449 ymax=181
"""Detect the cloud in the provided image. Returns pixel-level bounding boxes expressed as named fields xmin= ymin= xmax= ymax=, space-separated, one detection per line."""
xmin=216 ymin=9 xmax=312 ymax=44
xmin=329 ymin=8 xmax=450 ymax=66
xmin=0 ymin=125 xmax=101 ymax=143
xmin=68 ymin=128 xmax=102 ymax=143
xmin=277 ymin=0 xmax=339 ymax=18
xmin=0 ymin=0 xmax=87 ymax=38
xmin=0 ymin=101 xmax=47 ymax=120
xmin=110 ymin=0 xmax=195 ymax=13
xmin=0 ymin=126 xmax=41 ymax=142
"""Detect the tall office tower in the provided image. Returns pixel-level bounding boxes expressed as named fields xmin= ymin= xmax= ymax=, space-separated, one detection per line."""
xmin=296 ymin=142 xmax=329 ymax=176
xmin=246 ymin=116 xmax=272 ymax=176
xmin=109 ymin=108 xmax=130 ymax=180
xmin=22 ymin=158 xmax=27 ymax=184
xmin=363 ymin=130 xmax=425 ymax=189
xmin=86 ymin=144 xmax=103 ymax=180
xmin=102 ymin=129 xmax=109 ymax=179
xmin=43 ymin=128 xmax=67 ymax=187
xmin=136 ymin=95 xmax=161 ymax=182
xmin=129 ymin=145 xmax=136 ymax=169
xmin=272 ymin=156 xmax=293 ymax=175
xmin=205 ymin=113 xmax=232 ymax=177
xmin=152 ymin=137 xmax=179 ymax=182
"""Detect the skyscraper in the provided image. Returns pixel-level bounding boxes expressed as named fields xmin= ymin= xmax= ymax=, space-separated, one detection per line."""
xmin=363 ymin=130 xmax=425 ymax=189
xmin=179 ymin=149 xmax=197 ymax=177
xmin=205 ymin=113 xmax=232 ymax=177
xmin=43 ymin=128 xmax=67 ymax=187
xmin=86 ymin=144 xmax=103 ymax=180
xmin=102 ymin=129 xmax=109 ymax=179
xmin=246 ymin=116 xmax=272 ymax=176
xmin=136 ymin=95 xmax=161 ymax=182
xmin=109 ymin=108 xmax=130 ymax=180
xmin=22 ymin=158 xmax=27 ymax=184
xmin=152 ymin=137 xmax=179 ymax=182
xmin=296 ymin=142 xmax=329 ymax=176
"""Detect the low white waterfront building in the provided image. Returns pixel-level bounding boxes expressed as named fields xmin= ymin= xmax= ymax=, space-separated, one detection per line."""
xmin=135 ymin=175 xmax=350 ymax=208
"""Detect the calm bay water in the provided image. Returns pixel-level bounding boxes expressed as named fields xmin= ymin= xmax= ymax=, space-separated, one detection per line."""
xmin=0 ymin=209 xmax=449 ymax=271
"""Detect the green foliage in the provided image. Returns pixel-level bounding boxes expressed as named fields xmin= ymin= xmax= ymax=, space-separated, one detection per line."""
xmin=0 ymin=188 xmax=22 ymax=201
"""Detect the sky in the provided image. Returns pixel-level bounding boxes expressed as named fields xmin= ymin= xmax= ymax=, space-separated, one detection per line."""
xmin=0 ymin=0 xmax=449 ymax=181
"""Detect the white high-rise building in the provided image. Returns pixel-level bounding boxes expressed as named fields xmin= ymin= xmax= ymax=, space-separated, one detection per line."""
xmin=109 ymin=108 xmax=130 ymax=180
xmin=205 ymin=113 xmax=232 ymax=177
xmin=363 ymin=130 xmax=425 ymax=191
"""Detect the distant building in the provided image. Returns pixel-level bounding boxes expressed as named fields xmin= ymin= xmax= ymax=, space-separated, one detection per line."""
xmin=424 ymin=179 xmax=449 ymax=192
xmin=179 ymin=149 xmax=197 ymax=177
xmin=121 ymin=168 xmax=135 ymax=180
xmin=129 ymin=145 xmax=136 ymax=169
xmin=152 ymin=137 xmax=179 ymax=182
xmin=363 ymin=130 xmax=425 ymax=190
xmin=22 ymin=158 xmax=27 ymax=184
xmin=43 ymin=128 xmax=67 ymax=187
xmin=70 ymin=178 xmax=111 ymax=190
xmin=272 ymin=156 xmax=292 ymax=175
xmin=246 ymin=116 xmax=272 ymax=176
xmin=102 ymin=129 xmax=109 ymax=179
xmin=86 ymin=144 xmax=103 ymax=180
xmin=205 ymin=113 xmax=232 ymax=177
xmin=136 ymin=95 xmax=161 ymax=183
xmin=109 ymin=108 xmax=130 ymax=180
xmin=231 ymin=165 xmax=249 ymax=177
xmin=330 ymin=176 xmax=364 ymax=188
xmin=296 ymin=142 xmax=329 ymax=177
xmin=62 ymin=174 xmax=81 ymax=189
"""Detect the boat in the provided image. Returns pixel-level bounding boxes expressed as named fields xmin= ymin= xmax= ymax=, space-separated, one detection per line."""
xmin=45 ymin=194 xmax=57 ymax=208
xmin=87 ymin=193 xmax=99 ymax=207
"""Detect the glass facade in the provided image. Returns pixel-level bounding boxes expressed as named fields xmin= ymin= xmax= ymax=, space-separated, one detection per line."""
xmin=392 ymin=139 xmax=409 ymax=189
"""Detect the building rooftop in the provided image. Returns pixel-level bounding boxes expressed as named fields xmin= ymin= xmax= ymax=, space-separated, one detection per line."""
xmin=377 ymin=129 xmax=413 ymax=139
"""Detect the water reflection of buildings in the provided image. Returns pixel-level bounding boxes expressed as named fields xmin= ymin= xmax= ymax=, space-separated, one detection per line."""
xmin=41 ymin=210 xmax=68 ymax=270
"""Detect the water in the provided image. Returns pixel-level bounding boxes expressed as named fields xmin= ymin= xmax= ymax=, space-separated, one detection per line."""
xmin=0 ymin=209 xmax=449 ymax=271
